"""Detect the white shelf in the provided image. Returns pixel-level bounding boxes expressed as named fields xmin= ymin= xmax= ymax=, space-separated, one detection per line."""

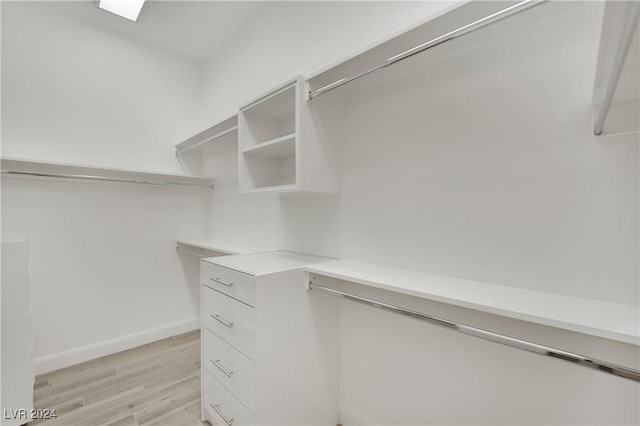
xmin=242 ymin=133 xmax=296 ymax=158
xmin=176 ymin=238 xmax=272 ymax=255
xmin=239 ymin=184 xmax=298 ymax=195
xmin=203 ymin=250 xmax=332 ymax=276
xmin=239 ymin=77 xmax=300 ymax=192
xmin=241 ymin=84 xmax=296 ymax=147
xmin=175 ymin=114 xmax=238 ymax=155
xmin=1 ymin=157 xmax=214 ymax=188
xmin=306 ymin=260 xmax=640 ymax=345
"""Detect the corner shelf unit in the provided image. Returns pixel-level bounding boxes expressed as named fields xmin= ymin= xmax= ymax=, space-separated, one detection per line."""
xmin=238 ymin=76 xmax=340 ymax=195
xmin=1 ymin=157 xmax=214 ymax=188
xmin=175 ymin=114 xmax=238 ymax=156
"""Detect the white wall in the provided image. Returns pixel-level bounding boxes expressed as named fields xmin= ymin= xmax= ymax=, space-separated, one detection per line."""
xmin=202 ymin=1 xmax=457 ymax=123
xmin=1 ymin=0 xmax=638 ymax=421
xmin=203 ymin=1 xmax=638 ymax=304
xmin=1 ymin=1 xmax=206 ymax=373
xmin=201 ymin=0 xmax=458 ymax=244
xmin=1 ymin=1 xmax=204 ymax=173
xmin=201 ymin=1 xmax=639 ymax=424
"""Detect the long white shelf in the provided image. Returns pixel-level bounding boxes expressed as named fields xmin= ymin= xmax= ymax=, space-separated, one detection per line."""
xmin=306 ymin=260 xmax=640 ymax=345
xmin=1 ymin=157 xmax=214 ymax=188
xmin=306 ymin=0 xmax=639 ymax=138
xmin=176 ymin=238 xmax=272 ymax=256
xmin=306 ymin=1 xmax=542 ymax=98
xmin=175 ymin=114 xmax=238 ymax=156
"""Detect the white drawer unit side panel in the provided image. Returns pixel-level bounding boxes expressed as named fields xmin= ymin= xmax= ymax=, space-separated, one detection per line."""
xmin=1 ymin=239 xmax=34 ymax=426
xmin=254 ymin=268 xmax=340 ymax=426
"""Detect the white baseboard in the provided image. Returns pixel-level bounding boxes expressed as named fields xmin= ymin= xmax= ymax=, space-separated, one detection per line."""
xmin=34 ymin=317 xmax=200 ymax=375
xmin=340 ymin=404 xmax=377 ymax=426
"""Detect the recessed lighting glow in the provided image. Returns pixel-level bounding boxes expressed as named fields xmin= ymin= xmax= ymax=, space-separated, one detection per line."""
xmin=98 ymin=0 xmax=146 ymax=22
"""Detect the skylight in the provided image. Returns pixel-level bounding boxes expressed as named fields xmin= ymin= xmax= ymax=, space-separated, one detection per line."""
xmin=98 ymin=0 xmax=146 ymax=22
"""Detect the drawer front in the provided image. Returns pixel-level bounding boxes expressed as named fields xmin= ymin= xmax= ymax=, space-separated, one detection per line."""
xmin=203 ymin=328 xmax=255 ymax=412
xmin=204 ymin=370 xmax=255 ymax=426
xmin=203 ymin=286 xmax=256 ymax=360
xmin=202 ymin=262 xmax=256 ymax=307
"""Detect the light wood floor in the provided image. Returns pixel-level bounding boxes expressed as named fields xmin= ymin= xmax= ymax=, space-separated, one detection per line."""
xmin=30 ymin=330 xmax=203 ymax=426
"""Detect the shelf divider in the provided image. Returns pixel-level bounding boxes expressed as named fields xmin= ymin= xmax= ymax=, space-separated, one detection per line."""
xmin=242 ymin=133 xmax=296 ymax=158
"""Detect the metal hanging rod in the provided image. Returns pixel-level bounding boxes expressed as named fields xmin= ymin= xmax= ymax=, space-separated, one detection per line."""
xmin=1 ymin=170 xmax=213 ymax=188
xmin=308 ymin=0 xmax=546 ymax=99
xmin=175 ymin=126 xmax=238 ymax=156
xmin=308 ymin=282 xmax=640 ymax=383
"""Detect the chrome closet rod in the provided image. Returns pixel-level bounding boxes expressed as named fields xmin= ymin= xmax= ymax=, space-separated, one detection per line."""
xmin=308 ymin=282 xmax=640 ymax=383
xmin=1 ymin=170 xmax=212 ymax=188
xmin=308 ymin=0 xmax=546 ymax=99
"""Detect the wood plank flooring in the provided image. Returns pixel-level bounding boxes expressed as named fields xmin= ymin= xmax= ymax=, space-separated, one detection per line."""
xmin=30 ymin=330 xmax=203 ymax=426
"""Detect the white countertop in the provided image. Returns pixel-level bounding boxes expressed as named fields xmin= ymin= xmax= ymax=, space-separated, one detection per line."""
xmin=204 ymin=250 xmax=332 ymax=276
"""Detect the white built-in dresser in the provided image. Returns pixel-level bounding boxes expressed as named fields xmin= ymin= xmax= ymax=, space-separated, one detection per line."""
xmin=200 ymin=251 xmax=340 ymax=426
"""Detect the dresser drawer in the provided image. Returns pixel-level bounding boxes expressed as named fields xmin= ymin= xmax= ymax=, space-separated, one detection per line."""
xmin=203 ymin=328 xmax=255 ymax=412
xmin=202 ymin=262 xmax=256 ymax=307
xmin=204 ymin=370 xmax=255 ymax=426
xmin=203 ymin=286 xmax=256 ymax=360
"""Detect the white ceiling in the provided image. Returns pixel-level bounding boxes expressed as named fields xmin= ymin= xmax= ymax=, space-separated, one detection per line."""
xmin=41 ymin=1 xmax=267 ymax=62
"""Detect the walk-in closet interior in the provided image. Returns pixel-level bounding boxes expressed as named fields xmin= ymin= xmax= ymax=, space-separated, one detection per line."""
xmin=1 ymin=0 xmax=639 ymax=425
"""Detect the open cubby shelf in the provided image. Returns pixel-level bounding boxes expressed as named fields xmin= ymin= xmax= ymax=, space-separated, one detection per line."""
xmin=242 ymin=133 xmax=296 ymax=158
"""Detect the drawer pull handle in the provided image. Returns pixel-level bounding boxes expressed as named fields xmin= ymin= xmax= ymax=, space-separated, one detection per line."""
xmin=211 ymin=359 xmax=234 ymax=377
xmin=210 ymin=277 xmax=233 ymax=287
xmin=211 ymin=403 xmax=234 ymax=426
xmin=211 ymin=314 xmax=234 ymax=328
